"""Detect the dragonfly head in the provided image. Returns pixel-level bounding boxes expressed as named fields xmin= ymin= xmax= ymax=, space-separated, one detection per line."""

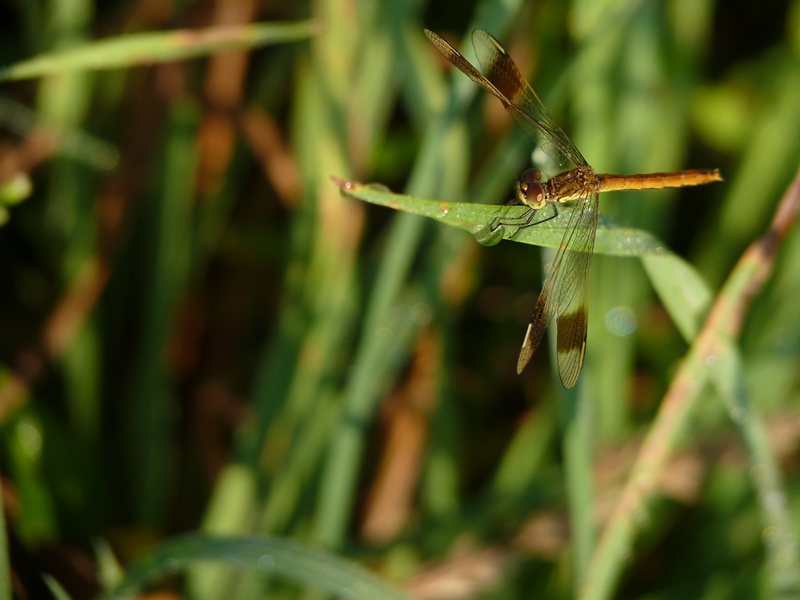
xmin=516 ymin=168 xmax=546 ymax=209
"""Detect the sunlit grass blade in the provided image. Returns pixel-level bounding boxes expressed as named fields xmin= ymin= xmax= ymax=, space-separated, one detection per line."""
xmin=335 ymin=178 xmax=683 ymax=253
xmin=336 ymin=178 xmax=713 ymax=337
xmin=43 ymin=575 xmax=74 ymax=600
xmin=0 ymin=20 xmax=318 ymax=81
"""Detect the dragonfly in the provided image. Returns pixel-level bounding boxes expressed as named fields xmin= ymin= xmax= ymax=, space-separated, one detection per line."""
xmin=424 ymin=29 xmax=722 ymax=389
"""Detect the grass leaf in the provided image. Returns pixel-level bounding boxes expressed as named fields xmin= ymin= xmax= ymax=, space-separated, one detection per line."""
xmin=336 ymin=177 xmax=714 ymax=338
xmin=0 ymin=21 xmax=318 ymax=81
xmin=103 ymin=534 xmax=408 ymax=600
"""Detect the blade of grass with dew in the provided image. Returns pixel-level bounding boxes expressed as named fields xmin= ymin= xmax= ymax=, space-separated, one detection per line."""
xmin=337 ymin=180 xmax=712 ymax=314
xmin=103 ymin=534 xmax=408 ymax=600
xmin=338 ymin=179 xmax=716 ymax=394
xmin=0 ymin=21 xmax=318 ymax=81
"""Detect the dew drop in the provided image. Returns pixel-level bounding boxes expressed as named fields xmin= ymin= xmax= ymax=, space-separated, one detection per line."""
xmin=164 ymin=558 xmax=181 ymax=571
xmin=729 ymin=405 xmax=747 ymax=424
xmin=764 ymin=491 xmax=785 ymax=513
xmin=637 ymin=470 xmax=655 ymax=493
xmin=762 ymin=526 xmax=783 ymax=546
xmin=89 ymin=54 xmax=104 ymax=69
xmin=475 ymin=225 xmax=504 ymax=247
xmin=257 ymin=555 xmax=276 ymax=571
xmin=18 ymin=419 xmax=42 ymax=457
xmin=605 ymin=306 xmax=637 ymax=337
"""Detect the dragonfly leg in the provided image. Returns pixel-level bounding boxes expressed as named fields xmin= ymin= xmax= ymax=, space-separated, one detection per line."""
xmin=489 ymin=207 xmax=533 ymax=232
xmin=527 ymin=203 xmax=558 ymax=227
xmin=489 ymin=203 xmax=558 ymax=234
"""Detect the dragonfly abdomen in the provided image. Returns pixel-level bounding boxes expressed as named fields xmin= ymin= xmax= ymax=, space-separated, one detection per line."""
xmin=597 ymin=169 xmax=722 ymax=192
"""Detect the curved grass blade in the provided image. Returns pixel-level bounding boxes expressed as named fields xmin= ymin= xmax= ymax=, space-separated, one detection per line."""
xmin=103 ymin=533 xmax=407 ymax=600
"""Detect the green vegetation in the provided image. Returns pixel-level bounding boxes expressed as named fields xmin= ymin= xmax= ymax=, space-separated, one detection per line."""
xmin=1 ymin=0 xmax=799 ymax=599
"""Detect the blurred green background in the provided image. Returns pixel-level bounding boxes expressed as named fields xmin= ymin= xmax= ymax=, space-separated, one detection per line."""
xmin=1 ymin=0 xmax=800 ymax=598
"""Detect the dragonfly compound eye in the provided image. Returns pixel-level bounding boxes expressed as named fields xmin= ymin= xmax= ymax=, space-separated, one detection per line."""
xmin=521 ymin=182 xmax=545 ymax=207
xmin=521 ymin=168 xmax=542 ymax=184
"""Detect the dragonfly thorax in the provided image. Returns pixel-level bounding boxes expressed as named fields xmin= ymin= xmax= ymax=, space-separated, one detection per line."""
xmin=544 ymin=165 xmax=599 ymax=205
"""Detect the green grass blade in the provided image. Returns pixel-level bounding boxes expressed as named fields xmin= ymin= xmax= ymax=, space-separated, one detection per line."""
xmin=0 ymin=21 xmax=318 ymax=81
xmin=335 ymin=180 xmax=680 ymax=253
xmin=103 ymin=534 xmax=408 ymax=600
xmin=642 ymin=254 xmax=713 ymax=341
xmin=337 ymin=179 xmax=713 ymax=329
xmin=43 ymin=575 xmax=74 ymax=600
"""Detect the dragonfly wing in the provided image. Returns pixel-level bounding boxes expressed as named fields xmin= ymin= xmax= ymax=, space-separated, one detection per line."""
xmin=424 ymin=29 xmax=585 ymax=174
xmin=470 ymin=29 xmax=587 ymax=173
xmin=517 ymin=192 xmax=598 ymax=389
